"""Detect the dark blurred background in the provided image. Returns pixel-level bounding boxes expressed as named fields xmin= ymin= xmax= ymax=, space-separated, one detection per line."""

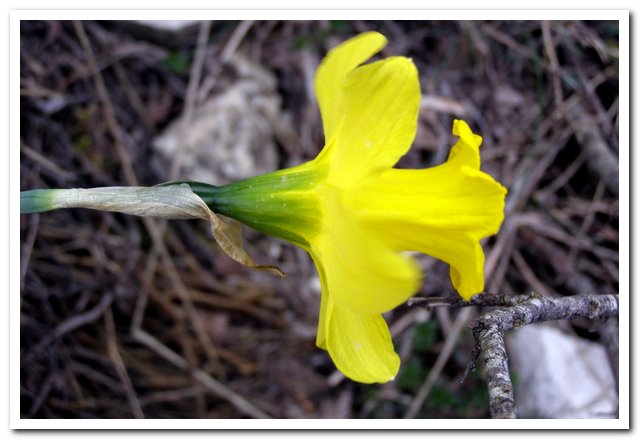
xmin=20 ymin=20 xmax=619 ymax=418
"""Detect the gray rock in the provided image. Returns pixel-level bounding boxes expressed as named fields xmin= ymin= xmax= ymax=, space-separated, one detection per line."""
xmin=506 ymin=324 xmax=617 ymax=418
xmin=153 ymin=54 xmax=280 ymax=185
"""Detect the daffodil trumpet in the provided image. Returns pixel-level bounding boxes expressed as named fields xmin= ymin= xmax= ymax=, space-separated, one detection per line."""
xmin=20 ymin=31 xmax=507 ymax=384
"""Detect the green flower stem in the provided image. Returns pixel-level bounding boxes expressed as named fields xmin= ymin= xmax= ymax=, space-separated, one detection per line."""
xmin=184 ymin=164 xmax=325 ymax=249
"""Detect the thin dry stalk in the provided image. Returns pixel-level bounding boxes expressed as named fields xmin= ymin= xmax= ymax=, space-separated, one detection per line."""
xmin=404 ymin=308 xmax=472 ymax=418
xmin=25 ymin=292 xmax=114 ymax=362
xmin=104 ymin=306 xmax=145 ymax=419
xmin=131 ymin=328 xmax=270 ymax=419
xmin=73 ymin=20 xmax=139 ymax=187
xmin=541 ymin=21 xmax=564 ymax=108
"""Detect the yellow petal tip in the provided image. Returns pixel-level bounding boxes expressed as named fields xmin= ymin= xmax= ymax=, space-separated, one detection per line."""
xmin=453 ymin=119 xmax=482 ymax=149
xmin=344 ymin=31 xmax=387 ymax=53
xmin=452 ymin=119 xmax=466 ymax=135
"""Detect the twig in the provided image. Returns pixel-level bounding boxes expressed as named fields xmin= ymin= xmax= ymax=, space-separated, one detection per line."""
xmin=20 ymin=142 xmax=75 ymax=182
xmin=113 ymin=61 xmax=156 ymax=134
xmin=195 ymin=20 xmax=254 ymax=106
xmin=170 ymin=20 xmax=211 ymax=179
xmin=73 ymin=21 xmax=138 ymax=187
xmin=157 ymin=233 xmax=225 ymax=377
xmin=468 ymin=294 xmax=619 ymax=419
xmin=505 ymin=126 xmax=573 ymax=215
xmin=20 ymin=213 xmax=40 ymax=291
xmin=481 ymin=22 xmax=572 ymax=86
xmin=517 ymin=227 xmax=601 ymax=295
xmin=404 ymin=308 xmax=472 ymax=418
xmin=220 ymin=20 xmax=254 ymax=63
xmin=539 ymin=65 xmax=617 ymax=140
xmin=138 ymin=386 xmax=203 ymax=407
xmin=567 ymin=104 xmax=619 ymax=195
xmin=25 ymin=292 xmax=114 ymax=362
xmin=536 ymin=151 xmax=587 ymax=199
xmin=597 ymin=319 xmax=619 ymax=393
xmin=104 ymin=306 xmax=145 ymax=419
xmin=512 ymin=251 xmax=555 ymax=298
xmin=541 ymin=21 xmax=563 ymax=108
xmin=567 ymin=179 xmax=606 ymax=266
xmin=408 ymin=292 xmax=538 ymax=310
xmin=28 ymin=367 xmax=68 ymax=417
xmin=131 ymin=328 xmax=270 ymax=419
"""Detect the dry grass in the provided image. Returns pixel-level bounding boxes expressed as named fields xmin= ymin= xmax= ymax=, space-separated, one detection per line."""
xmin=20 ymin=20 xmax=619 ymax=419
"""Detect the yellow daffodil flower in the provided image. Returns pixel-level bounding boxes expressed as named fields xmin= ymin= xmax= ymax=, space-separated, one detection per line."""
xmin=193 ymin=31 xmax=507 ymax=383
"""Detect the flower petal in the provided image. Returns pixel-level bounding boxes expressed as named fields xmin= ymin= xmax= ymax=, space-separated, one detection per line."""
xmin=314 ymin=31 xmax=387 ymax=143
xmin=322 ymin=296 xmax=400 ymax=384
xmin=350 ymin=121 xmax=507 ymax=301
xmin=315 ymin=265 xmax=329 ymax=350
xmin=310 ymin=188 xmax=421 ymax=315
xmin=322 ymin=56 xmax=421 ymax=186
xmin=448 ymin=119 xmax=482 ymax=169
xmin=398 ymin=219 xmax=488 ymax=300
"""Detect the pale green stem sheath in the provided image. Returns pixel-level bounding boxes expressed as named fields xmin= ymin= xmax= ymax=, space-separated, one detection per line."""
xmin=20 ymin=184 xmax=285 ymax=277
xmin=20 ymin=185 xmax=210 ymax=219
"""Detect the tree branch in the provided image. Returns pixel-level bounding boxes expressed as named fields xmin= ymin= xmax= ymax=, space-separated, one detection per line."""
xmin=467 ymin=294 xmax=619 ymax=418
xmin=408 ymin=292 xmax=539 ymax=310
